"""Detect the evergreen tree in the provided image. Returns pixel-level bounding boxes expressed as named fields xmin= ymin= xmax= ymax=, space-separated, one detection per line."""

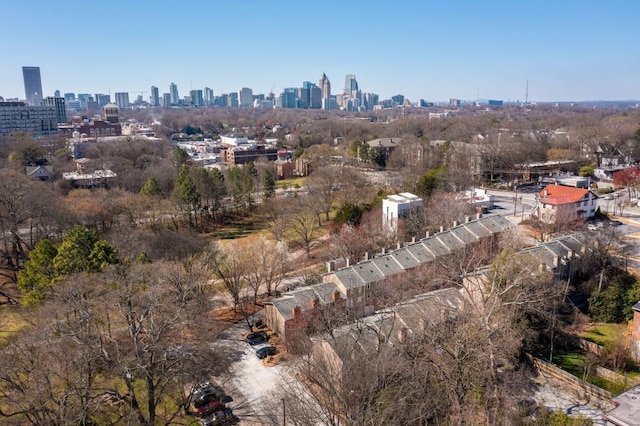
xmin=140 ymin=176 xmax=162 ymax=197
xmin=263 ymin=171 xmax=276 ymax=200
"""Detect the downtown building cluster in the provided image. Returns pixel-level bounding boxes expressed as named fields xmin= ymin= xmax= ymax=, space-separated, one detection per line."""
xmin=2 ymin=68 xmax=426 ymax=114
xmin=144 ymin=73 xmax=394 ymax=112
xmin=0 ymin=67 xmax=446 ymax=137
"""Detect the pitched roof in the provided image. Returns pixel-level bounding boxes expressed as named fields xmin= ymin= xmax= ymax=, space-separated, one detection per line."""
xmin=538 ymin=184 xmax=589 ymax=205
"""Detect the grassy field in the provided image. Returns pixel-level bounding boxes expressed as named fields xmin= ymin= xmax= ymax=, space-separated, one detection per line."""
xmin=276 ymin=177 xmax=306 ymax=190
xmin=554 ymin=352 xmax=629 ymax=394
xmin=579 ymin=323 xmax=626 ymax=347
xmin=0 ymin=306 xmax=29 ymax=347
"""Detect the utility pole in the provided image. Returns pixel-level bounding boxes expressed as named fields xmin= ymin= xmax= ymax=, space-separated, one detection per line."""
xmin=282 ymin=398 xmax=286 ymax=425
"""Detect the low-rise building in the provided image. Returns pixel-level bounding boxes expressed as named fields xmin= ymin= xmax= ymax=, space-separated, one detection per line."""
xmin=382 ymin=192 xmax=423 ymax=233
xmin=264 ymin=215 xmax=513 ymax=344
xmin=531 ymin=184 xmax=597 ymax=224
xmin=0 ymin=101 xmax=58 ymax=137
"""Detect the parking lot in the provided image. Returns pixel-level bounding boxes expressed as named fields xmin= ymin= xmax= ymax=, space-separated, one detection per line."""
xmin=214 ymin=313 xmax=291 ymax=425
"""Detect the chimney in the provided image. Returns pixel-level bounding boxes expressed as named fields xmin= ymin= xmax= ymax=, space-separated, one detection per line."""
xmin=453 ymin=221 xmax=458 ymax=227
xmin=439 ymin=226 xmax=444 ymax=233
xmin=326 ymin=260 xmax=335 ymax=273
xmin=553 ymin=256 xmax=559 ymax=269
xmin=465 ymin=216 xmax=470 ymax=223
xmin=364 ymin=252 xmax=370 ymax=261
xmin=567 ymin=249 xmax=573 ymax=259
xmin=539 ymin=263 xmax=545 ymax=273
xmin=397 ymin=242 xmax=402 ymax=250
xmin=291 ymin=306 xmax=302 ymax=317
xmin=425 ymin=231 xmax=430 ymax=238
xmin=476 ymin=212 xmax=482 ymax=220
xmin=381 ymin=247 xmax=386 ymax=254
xmin=346 ymin=258 xmax=352 ymax=267
xmin=411 ymin=236 xmax=416 ymax=243
xmin=331 ymin=290 xmax=341 ymax=303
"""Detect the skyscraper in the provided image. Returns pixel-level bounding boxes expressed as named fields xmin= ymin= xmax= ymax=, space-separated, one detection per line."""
xmin=169 ymin=83 xmax=179 ymax=106
xmin=345 ymin=74 xmax=358 ymax=95
xmin=114 ymin=92 xmax=130 ymax=109
xmin=239 ymin=88 xmax=253 ymax=107
xmin=204 ymin=87 xmax=214 ymax=106
xmin=22 ymin=66 xmax=43 ymax=106
xmin=190 ymin=90 xmax=204 ymax=107
xmin=41 ymin=96 xmax=67 ymax=124
xmin=150 ymin=86 xmax=160 ymax=107
xmin=319 ymin=73 xmax=331 ymax=100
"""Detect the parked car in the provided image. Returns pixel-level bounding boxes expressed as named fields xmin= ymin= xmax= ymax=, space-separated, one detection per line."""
xmin=192 ymin=382 xmax=225 ymax=418
xmin=256 ymin=345 xmax=277 ymax=359
xmin=245 ymin=331 xmax=268 ymax=346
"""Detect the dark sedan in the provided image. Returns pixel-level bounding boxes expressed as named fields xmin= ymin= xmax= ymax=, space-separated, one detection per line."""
xmin=256 ymin=346 xmax=277 ymax=359
xmin=245 ymin=331 xmax=268 ymax=346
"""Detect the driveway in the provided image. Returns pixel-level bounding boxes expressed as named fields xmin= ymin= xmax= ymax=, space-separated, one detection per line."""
xmin=214 ymin=312 xmax=290 ymax=425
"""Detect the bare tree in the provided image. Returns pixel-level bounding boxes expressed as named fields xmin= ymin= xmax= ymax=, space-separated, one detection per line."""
xmin=290 ymin=203 xmax=321 ymax=258
xmin=244 ymin=235 xmax=289 ymax=302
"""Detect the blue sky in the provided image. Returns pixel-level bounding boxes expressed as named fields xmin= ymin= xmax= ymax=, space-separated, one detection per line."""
xmin=1 ymin=0 xmax=639 ymax=102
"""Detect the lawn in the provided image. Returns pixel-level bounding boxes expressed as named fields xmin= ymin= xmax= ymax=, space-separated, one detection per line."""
xmin=0 ymin=306 xmax=29 ymax=347
xmin=276 ymin=177 xmax=306 ymax=190
xmin=579 ymin=323 xmax=626 ymax=347
xmin=554 ymin=352 xmax=629 ymax=394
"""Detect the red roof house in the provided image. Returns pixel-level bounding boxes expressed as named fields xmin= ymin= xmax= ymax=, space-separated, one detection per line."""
xmin=533 ymin=184 xmax=597 ymax=224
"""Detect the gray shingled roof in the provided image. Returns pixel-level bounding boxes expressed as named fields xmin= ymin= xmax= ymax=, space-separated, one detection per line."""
xmin=352 ymin=261 xmax=385 ymax=283
xmin=370 ymin=256 xmax=404 ymax=276
xmin=318 ymin=288 xmax=467 ymax=356
xmin=421 ymin=237 xmax=451 ymax=257
xmin=449 ymin=225 xmax=479 ymax=244
xmin=434 ymin=230 xmax=466 ymax=251
xmin=463 ymin=220 xmax=494 ymax=238
xmin=405 ymin=243 xmax=436 ymax=263
xmin=390 ymin=247 xmax=421 ymax=269
xmin=333 ymin=268 xmax=365 ymax=289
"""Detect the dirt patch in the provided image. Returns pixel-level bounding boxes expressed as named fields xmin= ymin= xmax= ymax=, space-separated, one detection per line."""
xmin=212 ymin=303 xmax=264 ymax=324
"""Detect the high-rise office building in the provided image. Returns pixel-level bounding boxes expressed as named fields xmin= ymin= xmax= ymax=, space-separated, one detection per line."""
xmin=64 ymin=93 xmax=75 ymax=102
xmin=150 ymin=86 xmax=160 ymax=107
xmin=169 ymin=83 xmax=179 ymax=105
xmin=41 ymin=96 xmax=67 ymax=124
xmin=22 ymin=66 xmax=43 ymax=106
xmin=239 ymin=87 xmax=253 ymax=107
xmin=114 ymin=92 xmax=130 ymax=109
xmin=345 ymin=74 xmax=358 ymax=95
xmin=0 ymin=102 xmax=57 ymax=137
xmin=162 ymin=93 xmax=171 ymax=107
xmin=228 ymin=92 xmax=239 ymax=107
xmin=54 ymin=90 xmax=60 ymax=98
xmin=95 ymin=94 xmax=111 ymax=108
xmin=319 ymin=73 xmax=331 ymax=100
xmin=190 ymin=89 xmax=204 ymax=107
xmin=204 ymin=87 xmax=214 ymax=106
xmin=278 ymin=88 xmax=298 ymax=109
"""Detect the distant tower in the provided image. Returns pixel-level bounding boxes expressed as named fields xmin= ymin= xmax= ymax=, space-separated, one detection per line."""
xmin=150 ymin=86 xmax=160 ymax=106
xmin=525 ymin=80 xmax=529 ymax=105
xmin=169 ymin=82 xmax=179 ymax=105
xmin=239 ymin=87 xmax=253 ymax=107
xmin=22 ymin=66 xmax=43 ymax=106
xmin=319 ymin=73 xmax=331 ymax=100
xmin=345 ymin=74 xmax=358 ymax=95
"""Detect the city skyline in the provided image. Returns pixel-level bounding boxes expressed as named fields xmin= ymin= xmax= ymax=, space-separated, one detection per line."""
xmin=1 ymin=0 xmax=639 ymax=102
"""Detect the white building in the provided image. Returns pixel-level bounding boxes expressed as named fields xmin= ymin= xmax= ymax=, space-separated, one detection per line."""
xmin=382 ymin=192 xmax=423 ymax=233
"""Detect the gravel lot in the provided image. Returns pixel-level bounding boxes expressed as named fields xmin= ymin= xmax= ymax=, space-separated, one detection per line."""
xmin=214 ymin=312 xmax=291 ymax=425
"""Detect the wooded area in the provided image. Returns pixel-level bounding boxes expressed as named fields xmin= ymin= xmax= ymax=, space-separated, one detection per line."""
xmin=1 ymin=104 xmax=639 ymax=425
